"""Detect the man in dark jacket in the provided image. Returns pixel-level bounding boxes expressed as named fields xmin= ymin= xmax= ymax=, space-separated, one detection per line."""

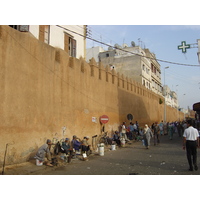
xmin=153 ymin=122 xmax=160 ymax=145
xmin=71 ymin=135 xmax=81 ymax=151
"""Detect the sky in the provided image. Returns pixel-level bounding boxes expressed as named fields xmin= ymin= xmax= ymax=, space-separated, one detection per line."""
xmin=2 ymin=1 xmax=199 ymax=111
xmin=86 ymin=25 xmax=200 ymax=110
xmin=1 ymin=0 xmax=198 ymax=196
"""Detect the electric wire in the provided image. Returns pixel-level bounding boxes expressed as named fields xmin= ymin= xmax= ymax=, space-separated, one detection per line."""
xmin=87 ymin=25 xmax=118 ymax=46
xmin=0 ymin=26 xmax=119 ymax=111
xmin=56 ymin=25 xmax=200 ymax=67
xmin=165 ymin=71 xmax=199 ymax=87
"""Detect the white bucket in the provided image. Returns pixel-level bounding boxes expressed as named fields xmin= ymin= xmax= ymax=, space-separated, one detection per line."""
xmin=99 ymin=146 xmax=104 ymax=156
xmin=111 ymin=144 xmax=116 ymax=150
xmin=36 ymin=159 xmax=43 ymax=166
xmin=121 ymin=139 xmax=125 ymax=147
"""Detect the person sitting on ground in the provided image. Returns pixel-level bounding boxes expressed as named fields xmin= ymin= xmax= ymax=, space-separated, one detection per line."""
xmin=71 ymin=135 xmax=81 ymax=152
xmin=61 ymin=138 xmax=73 ymax=161
xmin=61 ymin=138 xmax=73 ymax=154
xmin=112 ymin=131 xmax=121 ymax=146
xmin=81 ymin=136 xmax=91 ymax=156
xmin=34 ymin=139 xmax=53 ymax=167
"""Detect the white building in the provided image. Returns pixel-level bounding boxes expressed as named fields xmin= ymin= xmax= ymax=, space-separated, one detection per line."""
xmin=9 ymin=25 xmax=86 ymax=59
xmin=86 ymin=46 xmax=104 ymax=63
xmin=163 ymin=85 xmax=179 ymax=109
xmin=87 ymin=44 xmax=162 ymax=95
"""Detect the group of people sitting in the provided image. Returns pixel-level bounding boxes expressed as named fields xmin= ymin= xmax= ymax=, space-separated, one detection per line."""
xmin=58 ymin=135 xmax=92 ymax=157
xmin=34 ymin=135 xmax=92 ymax=167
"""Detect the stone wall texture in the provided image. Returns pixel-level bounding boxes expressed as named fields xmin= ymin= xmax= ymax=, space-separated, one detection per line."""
xmin=0 ymin=26 xmax=184 ymax=165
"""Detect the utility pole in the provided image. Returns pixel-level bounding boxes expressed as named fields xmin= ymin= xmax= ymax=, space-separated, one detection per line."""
xmin=84 ymin=25 xmax=87 ymax=60
xmin=164 ymin=66 xmax=169 ymax=123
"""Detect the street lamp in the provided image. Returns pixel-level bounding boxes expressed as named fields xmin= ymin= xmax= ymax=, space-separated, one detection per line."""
xmin=183 ymin=94 xmax=186 ymax=120
xmin=175 ymin=85 xmax=179 ymax=120
xmin=164 ymin=66 xmax=169 ymax=123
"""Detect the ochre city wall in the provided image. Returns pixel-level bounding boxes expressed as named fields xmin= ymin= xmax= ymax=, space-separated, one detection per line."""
xmin=0 ymin=26 xmax=184 ymax=165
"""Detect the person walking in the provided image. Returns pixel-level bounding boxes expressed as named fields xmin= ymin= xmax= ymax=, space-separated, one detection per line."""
xmin=153 ymin=122 xmax=160 ymax=145
xmin=143 ymin=124 xmax=153 ymax=149
xmin=128 ymin=122 xmax=134 ymax=140
xmin=121 ymin=122 xmax=129 ymax=142
xmin=159 ymin=121 xmax=164 ymax=136
xmin=183 ymin=119 xmax=199 ymax=171
xmin=168 ymin=123 xmax=174 ymax=140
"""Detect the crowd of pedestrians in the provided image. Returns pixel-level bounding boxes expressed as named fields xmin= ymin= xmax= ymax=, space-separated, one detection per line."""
xmin=113 ymin=119 xmax=200 ymax=172
xmin=34 ymin=119 xmax=200 ymax=172
xmin=113 ymin=120 xmax=200 ymax=149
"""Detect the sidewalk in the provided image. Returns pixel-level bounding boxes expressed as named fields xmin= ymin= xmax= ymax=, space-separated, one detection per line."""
xmin=1 ymin=142 xmax=134 ymax=175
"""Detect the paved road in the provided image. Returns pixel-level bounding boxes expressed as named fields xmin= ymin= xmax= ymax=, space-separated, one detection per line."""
xmin=34 ymin=132 xmax=200 ymax=175
xmin=4 ymin=132 xmax=200 ymax=175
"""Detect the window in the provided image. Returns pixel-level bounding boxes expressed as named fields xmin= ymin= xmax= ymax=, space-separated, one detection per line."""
xmin=151 ymin=63 xmax=153 ymax=72
xmin=106 ymin=53 xmax=109 ymax=57
xmin=39 ymin=25 xmax=50 ymax=44
xmin=44 ymin=26 xmax=50 ymax=44
xmin=64 ymin=33 xmax=76 ymax=57
xmin=9 ymin=25 xmax=29 ymax=32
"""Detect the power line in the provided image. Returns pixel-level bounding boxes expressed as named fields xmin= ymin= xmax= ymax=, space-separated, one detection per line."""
xmin=0 ymin=26 xmax=118 ymax=111
xmin=87 ymin=25 xmax=119 ymax=46
xmin=166 ymin=71 xmax=199 ymax=86
xmin=56 ymin=25 xmax=200 ymax=67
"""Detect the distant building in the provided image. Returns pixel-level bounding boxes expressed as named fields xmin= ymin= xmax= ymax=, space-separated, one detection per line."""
xmin=143 ymin=49 xmax=162 ymax=95
xmin=163 ymin=85 xmax=179 ymax=109
xmin=87 ymin=43 xmax=162 ymax=95
xmin=9 ymin=25 xmax=86 ymax=59
xmin=86 ymin=46 xmax=104 ymax=62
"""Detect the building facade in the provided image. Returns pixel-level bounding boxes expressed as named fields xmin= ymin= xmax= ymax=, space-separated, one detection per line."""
xmin=87 ymin=44 xmax=162 ymax=95
xmin=143 ymin=49 xmax=162 ymax=95
xmin=86 ymin=46 xmax=104 ymax=63
xmin=163 ymin=85 xmax=179 ymax=109
xmin=9 ymin=25 xmax=86 ymax=59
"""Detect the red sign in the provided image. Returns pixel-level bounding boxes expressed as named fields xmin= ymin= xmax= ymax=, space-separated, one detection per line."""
xmin=100 ymin=115 xmax=109 ymax=124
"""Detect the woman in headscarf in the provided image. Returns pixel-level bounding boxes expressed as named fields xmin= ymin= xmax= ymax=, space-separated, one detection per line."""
xmin=143 ymin=124 xmax=153 ymax=149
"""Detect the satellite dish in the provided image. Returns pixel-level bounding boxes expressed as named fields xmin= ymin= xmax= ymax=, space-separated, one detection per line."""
xmin=122 ymin=43 xmax=128 ymax=48
xmin=131 ymin=41 xmax=135 ymax=47
xmin=114 ymin=43 xmax=121 ymax=48
xmin=108 ymin=46 xmax=113 ymax=51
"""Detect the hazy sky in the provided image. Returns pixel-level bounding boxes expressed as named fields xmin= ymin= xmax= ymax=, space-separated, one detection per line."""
xmin=86 ymin=25 xmax=200 ymax=109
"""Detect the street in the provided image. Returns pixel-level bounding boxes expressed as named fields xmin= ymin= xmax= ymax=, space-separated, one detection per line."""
xmin=26 ymin=132 xmax=200 ymax=175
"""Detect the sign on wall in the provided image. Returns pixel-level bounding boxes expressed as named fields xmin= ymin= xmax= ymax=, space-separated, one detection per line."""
xmin=99 ymin=115 xmax=109 ymax=124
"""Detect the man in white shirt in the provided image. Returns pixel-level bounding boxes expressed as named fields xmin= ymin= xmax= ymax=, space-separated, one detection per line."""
xmin=183 ymin=120 xmax=199 ymax=171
